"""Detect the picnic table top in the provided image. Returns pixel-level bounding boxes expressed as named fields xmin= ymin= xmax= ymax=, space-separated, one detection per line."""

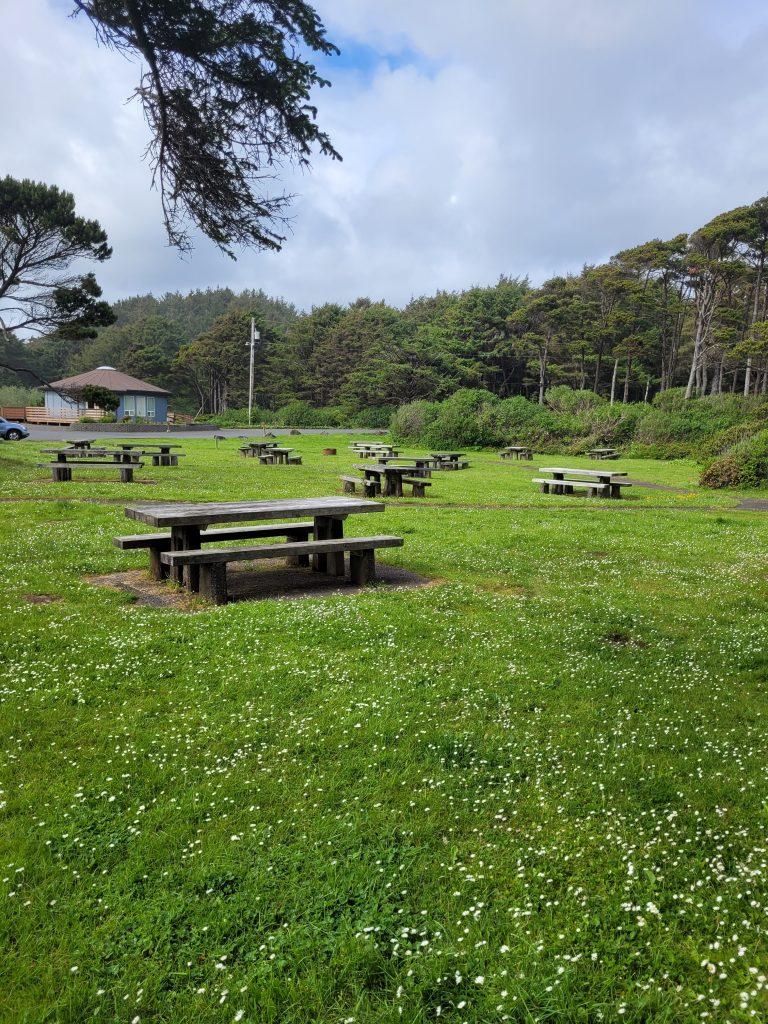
xmin=430 ymin=451 xmax=465 ymax=457
xmin=355 ymin=463 xmax=418 ymax=474
xmin=114 ymin=442 xmax=182 ymax=450
xmin=125 ymin=496 xmax=384 ymax=528
xmin=589 ymin=447 xmax=618 ymax=452
xmin=243 ymin=440 xmax=279 ymax=447
xmin=375 ymin=455 xmax=431 ymax=463
xmin=539 ymin=466 xmax=628 ymax=478
xmin=503 ymin=445 xmax=531 ymax=450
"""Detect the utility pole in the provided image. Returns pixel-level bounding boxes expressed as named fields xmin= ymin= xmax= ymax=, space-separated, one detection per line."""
xmin=247 ymin=318 xmax=260 ymax=427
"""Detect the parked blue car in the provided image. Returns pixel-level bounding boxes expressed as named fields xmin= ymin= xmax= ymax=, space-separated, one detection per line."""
xmin=0 ymin=416 xmax=29 ymax=441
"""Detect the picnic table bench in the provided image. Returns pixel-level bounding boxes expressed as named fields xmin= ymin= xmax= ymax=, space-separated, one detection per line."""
xmin=500 ymin=445 xmax=532 ymax=460
xmin=535 ymin=467 xmax=631 ymax=499
xmin=430 ymin=452 xmax=469 ymax=470
xmin=42 ymin=447 xmax=139 ymax=463
xmin=40 ymin=458 xmax=144 ymax=483
xmin=588 ymin=448 xmax=619 ymax=460
xmin=120 ymin=497 xmax=402 ymax=603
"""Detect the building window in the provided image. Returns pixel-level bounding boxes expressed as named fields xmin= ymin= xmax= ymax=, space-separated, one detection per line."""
xmin=123 ymin=395 xmax=156 ymax=419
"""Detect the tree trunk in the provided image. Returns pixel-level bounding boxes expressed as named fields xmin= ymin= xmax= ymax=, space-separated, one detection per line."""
xmin=643 ymin=378 xmax=650 ymax=403
xmin=622 ymin=356 xmax=632 ymax=404
xmin=538 ymin=343 xmax=548 ymax=405
xmin=685 ymin=271 xmax=718 ymax=399
xmin=610 ymin=358 xmax=619 ymax=406
xmin=744 ymin=355 xmax=752 ymax=397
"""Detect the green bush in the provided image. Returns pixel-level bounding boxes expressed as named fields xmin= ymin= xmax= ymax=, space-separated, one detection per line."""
xmin=276 ymin=400 xmax=336 ymax=427
xmin=700 ymin=429 xmax=768 ymax=488
xmin=0 ymin=384 xmax=41 ymax=407
xmin=422 ymin=389 xmax=499 ymax=448
xmin=197 ymin=407 xmax=274 ymax=427
xmin=491 ymin=396 xmax=567 ymax=449
xmin=544 ymin=386 xmax=605 ymax=415
xmin=389 ymin=400 xmax=440 ymax=443
xmin=385 ymin=388 xmax=768 ymax=459
xmin=351 ymin=405 xmax=393 ymax=429
xmin=697 ymin=423 xmax=761 ymax=462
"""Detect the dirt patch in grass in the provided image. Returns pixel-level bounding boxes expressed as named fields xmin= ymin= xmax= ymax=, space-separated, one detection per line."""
xmin=22 ymin=594 xmax=62 ymax=605
xmin=603 ymin=631 xmax=649 ymax=648
xmin=89 ymin=561 xmax=437 ymax=611
xmin=737 ymin=499 xmax=768 ymax=511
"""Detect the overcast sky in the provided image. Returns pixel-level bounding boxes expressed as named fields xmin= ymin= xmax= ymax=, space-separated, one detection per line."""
xmin=4 ymin=0 xmax=768 ymax=312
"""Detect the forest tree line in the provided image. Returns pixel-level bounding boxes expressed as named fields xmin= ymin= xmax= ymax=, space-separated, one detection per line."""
xmin=6 ymin=196 xmax=768 ymax=420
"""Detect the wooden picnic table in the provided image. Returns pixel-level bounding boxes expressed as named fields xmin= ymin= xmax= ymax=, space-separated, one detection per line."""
xmin=355 ymin=463 xmax=427 ymax=497
xmin=65 ymin=438 xmax=97 ymax=449
xmin=263 ymin=446 xmax=294 ymax=465
xmin=110 ymin=441 xmax=183 ymax=465
xmin=429 ymin=452 xmax=468 ymax=469
xmin=538 ymin=466 xmax=628 ymax=499
xmin=374 ymin=456 xmax=433 ymax=475
xmin=241 ymin=440 xmax=280 ymax=451
xmin=501 ymin=445 xmax=532 ymax=460
xmin=349 ymin=444 xmax=399 ymax=458
xmin=124 ymin=497 xmax=384 ymax=589
xmin=588 ymin=448 xmax=619 ymax=460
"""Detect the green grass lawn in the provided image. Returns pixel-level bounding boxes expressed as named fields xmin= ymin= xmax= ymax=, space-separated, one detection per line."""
xmin=2 ymin=436 xmax=768 ymax=1023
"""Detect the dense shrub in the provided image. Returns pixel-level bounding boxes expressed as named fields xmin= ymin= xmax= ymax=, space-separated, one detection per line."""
xmin=350 ymin=405 xmax=393 ymax=429
xmin=198 ymin=406 xmax=273 ymax=427
xmin=544 ymin=386 xmax=605 ymax=415
xmin=422 ymin=389 xmax=500 ymax=448
xmin=491 ymin=396 xmax=567 ymax=449
xmin=275 ymin=400 xmax=331 ymax=427
xmin=0 ymin=384 xmax=42 ymax=407
xmin=697 ymin=423 xmax=761 ymax=462
xmin=389 ymin=400 xmax=440 ymax=443
xmin=700 ymin=429 xmax=768 ymax=488
xmin=390 ymin=387 xmax=768 ymax=460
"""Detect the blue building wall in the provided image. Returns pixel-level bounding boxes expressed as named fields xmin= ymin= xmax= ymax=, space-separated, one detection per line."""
xmin=45 ymin=390 xmax=168 ymax=423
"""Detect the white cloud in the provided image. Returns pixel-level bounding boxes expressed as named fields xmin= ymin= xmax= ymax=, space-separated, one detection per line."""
xmin=3 ymin=0 xmax=768 ymax=312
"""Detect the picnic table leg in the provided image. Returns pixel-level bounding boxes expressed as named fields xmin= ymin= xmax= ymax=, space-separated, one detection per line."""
xmin=313 ymin=515 xmax=345 ymax=575
xmin=148 ymin=545 xmax=170 ymax=581
xmin=170 ymin=526 xmax=201 ymax=590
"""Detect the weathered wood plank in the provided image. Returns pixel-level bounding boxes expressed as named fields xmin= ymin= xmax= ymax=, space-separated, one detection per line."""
xmin=160 ymin=535 xmax=404 ymax=566
xmin=125 ymin=498 xmax=384 ymax=528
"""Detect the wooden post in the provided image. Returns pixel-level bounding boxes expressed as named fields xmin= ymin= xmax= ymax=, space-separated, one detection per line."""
xmin=285 ymin=529 xmax=311 ymax=567
xmin=120 ymin=466 xmax=134 ymax=483
xmin=350 ymin=549 xmax=375 ymax=585
xmin=170 ymin=526 xmax=201 ymax=589
xmin=200 ymin=563 xmax=227 ymax=605
xmin=148 ymin=546 xmax=169 ymax=580
xmin=313 ymin=516 xmax=344 ymax=575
